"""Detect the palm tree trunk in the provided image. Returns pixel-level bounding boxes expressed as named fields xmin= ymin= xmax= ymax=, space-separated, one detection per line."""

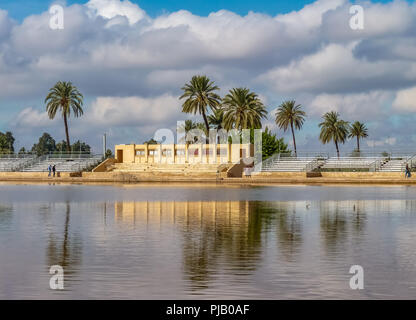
xmin=290 ymin=121 xmax=297 ymax=157
xmin=202 ymin=109 xmax=210 ymax=144
xmin=357 ymin=137 xmax=360 ymax=153
xmin=63 ymin=112 xmax=71 ymax=152
xmin=335 ymin=140 xmax=340 ymax=158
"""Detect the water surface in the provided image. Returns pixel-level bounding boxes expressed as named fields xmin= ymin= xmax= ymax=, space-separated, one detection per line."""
xmin=0 ymin=183 xmax=416 ymax=299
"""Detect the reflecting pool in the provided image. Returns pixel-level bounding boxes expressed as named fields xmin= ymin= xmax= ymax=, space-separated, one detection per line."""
xmin=0 ymin=183 xmax=416 ymax=299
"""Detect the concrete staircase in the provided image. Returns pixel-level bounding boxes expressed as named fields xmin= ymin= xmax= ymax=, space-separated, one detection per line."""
xmin=379 ymin=159 xmax=405 ymax=172
xmin=112 ymin=163 xmax=229 ymax=176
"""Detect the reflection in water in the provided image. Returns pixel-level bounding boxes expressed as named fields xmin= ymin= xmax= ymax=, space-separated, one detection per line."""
xmin=275 ymin=202 xmax=302 ymax=261
xmin=115 ymin=201 xmax=270 ymax=290
xmin=2 ymin=188 xmax=416 ymax=299
xmin=0 ymin=204 xmax=13 ymax=229
xmin=46 ymin=202 xmax=82 ymax=286
xmin=320 ymin=202 xmax=348 ymax=254
xmin=114 ymin=200 xmax=372 ymax=292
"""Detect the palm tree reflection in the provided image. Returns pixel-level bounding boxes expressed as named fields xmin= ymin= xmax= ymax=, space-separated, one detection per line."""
xmin=275 ymin=202 xmax=302 ymax=261
xmin=114 ymin=200 xmax=298 ymax=291
xmin=46 ymin=202 xmax=82 ymax=288
xmin=319 ymin=201 xmax=368 ymax=253
xmin=320 ymin=202 xmax=347 ymax=253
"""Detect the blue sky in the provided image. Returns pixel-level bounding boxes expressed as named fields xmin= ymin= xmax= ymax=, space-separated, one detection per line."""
xmin=2 ymin=0 xmax=315 ymax=20
xmin=1 ymin=0 xmax=416 ymax=153
xmin=1 ymin=0 xmax=403 ymax=20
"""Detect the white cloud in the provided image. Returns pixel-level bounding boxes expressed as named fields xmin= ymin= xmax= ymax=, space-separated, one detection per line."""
xmin=86 ymin=0 xmax=148 ymax=25
xmin=366 ymin=137 xmax=396 ymax=147
xmin=309 ymin=91 xmax=391 ymax=119
xmin=2 ymin=0 xmax=416 ymax=150
xmin=258 ymin=42 xmax=415 ymax=94
xmin=276 ymin=0 xmax=345 ymax=31
xmin=11 ymin=107 xmax=58 ymax=128
xmin=393 ymin=86 xmax=416 ymax=112
xmin=0 ymin=9 xmax=13 ymax=40
xmin=85 ymin=94 xmax=182 ymax=127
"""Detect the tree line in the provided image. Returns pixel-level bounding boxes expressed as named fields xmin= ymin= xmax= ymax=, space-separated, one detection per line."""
xmin=178 ymin=75 xmax=369 ymax=158
xmin=2 ymin=77 xmax=369 ymax=159
xmin=0 ymin=131 xmax=92 ymax=156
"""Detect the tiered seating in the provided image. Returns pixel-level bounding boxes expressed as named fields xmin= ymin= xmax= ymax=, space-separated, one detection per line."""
xmin=22 ymin=156 xmax=102 ymax=172
xmin=261 ymin=157 xmax=317 ymax=172
xmin=113 ymin=163 xmax=225 ymax=176
xmin=0 ymin=157 xmax=35 ymax=171
xmin=321 ymin=157 xmax=380 ymax=171
xmin=379 ymin=159 xmax=406 ymax=172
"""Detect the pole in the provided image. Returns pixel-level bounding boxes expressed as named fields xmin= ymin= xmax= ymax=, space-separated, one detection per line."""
xmin=103 ymin=133 xmax=107 ymax=157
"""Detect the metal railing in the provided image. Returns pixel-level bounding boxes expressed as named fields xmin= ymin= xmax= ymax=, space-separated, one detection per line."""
xmin=305 ymin=159 xmax=325 ymax=172
xmin=0 ymin=153 xmax=103 ymax=172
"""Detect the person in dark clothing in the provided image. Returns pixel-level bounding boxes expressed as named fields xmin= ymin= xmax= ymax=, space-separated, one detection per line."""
xmin=405 ymin=163 xmax=411 ymax=178
xmin=52 ymin=164 xmax=56 ymax=177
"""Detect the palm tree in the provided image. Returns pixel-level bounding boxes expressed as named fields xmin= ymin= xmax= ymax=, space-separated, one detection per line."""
xmin=45 ymin=81 xmax=84 ymax=152
xmin=275 ymin=100 xmax=306 ymax=157
xmin=319 ymin=111 xmax=350 ymax=158
xmin=222 ymin=88 xmax=267 ymax=131
xmin=177 ymin=120 xmax=207 ymax=144
xmin=180 ymin=75 xmax=221 ymax=143
xmin=208 ymin=108 xmax=224 ymax=131
xmin=208 ymin=108 xmax=225 ymax=143
xmin=349 ymin=121 xmax=368 ymax=153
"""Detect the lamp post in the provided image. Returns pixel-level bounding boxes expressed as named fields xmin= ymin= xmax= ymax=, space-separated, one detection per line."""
xmin=103 ymin=133 xmax=107 ymax=158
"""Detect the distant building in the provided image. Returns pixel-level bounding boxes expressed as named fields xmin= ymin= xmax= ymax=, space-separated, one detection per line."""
xmin=114 ymin=143 xmax=253 ymax=165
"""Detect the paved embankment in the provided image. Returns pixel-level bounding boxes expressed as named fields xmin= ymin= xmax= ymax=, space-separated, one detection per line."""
xmin=0 ymin=171 xmax=415 ymax=185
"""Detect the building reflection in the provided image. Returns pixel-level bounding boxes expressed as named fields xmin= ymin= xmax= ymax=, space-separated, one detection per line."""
xmin=114 ymin=200 xmax=280 ymax=290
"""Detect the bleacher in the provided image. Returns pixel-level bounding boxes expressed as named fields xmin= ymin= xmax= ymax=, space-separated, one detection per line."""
xmin=22 ymin=155 xmax=102 ymax=172
xmin=113 ymin=162 xmax=226 ymax=176
xmin=261 ymin=157 xmax=318 ymax=172
xmin=259 ymin=155 xmax=413 ymax=172
xmin=320 ymin=157 xmax=381 ymax=171
xmin=0 ymin=156 xmax=36 ymax=172
xmin=379 ymin=159 xmax=406 ymax=172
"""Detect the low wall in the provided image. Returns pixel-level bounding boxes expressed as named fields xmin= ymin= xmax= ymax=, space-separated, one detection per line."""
xmin=255 ymin=171 xmax=405 ymax=179
xmin=92 ymin=158 xmax=116 ymax=172
xmin=0 ymin=170 xmax=413 ymax=184
xmin=0 ymin=172 xmax=72 ymax=179
xmin=254 ymin=172 xmax=306 ymax=178
xmin=321 ymin=172 xmax=405 ymax=178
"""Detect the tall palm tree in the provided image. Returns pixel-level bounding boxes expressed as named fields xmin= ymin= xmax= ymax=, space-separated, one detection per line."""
xmin=319 ymin=111 xmax=350 ymax=158
xmin=180 ymin=75 xmax=221 ymax=143
xmin=349 ymin=121 xmax=368 ymax=153
xmin=222 ymin=88 xmax=267 ymax=131
xmin=45 ymin=81 xmax=84 ymax=152
xmin=275 ymin=100 xmax=306 ymax=157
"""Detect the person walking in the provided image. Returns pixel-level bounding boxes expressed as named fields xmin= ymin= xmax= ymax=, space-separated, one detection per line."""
xmin=405 ymin=163 xmax=411 ymax=178
xmin=52 ymin=164 xmax=56 ymax=177
xmin=48 ymin=164 xmax=52 ymax=177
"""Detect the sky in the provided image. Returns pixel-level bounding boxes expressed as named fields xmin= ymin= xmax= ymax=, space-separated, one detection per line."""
xmin=0 ymin=0 xmax=329 ymax=20
xmin=1 ymin=0 xmax=416 ymax=153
